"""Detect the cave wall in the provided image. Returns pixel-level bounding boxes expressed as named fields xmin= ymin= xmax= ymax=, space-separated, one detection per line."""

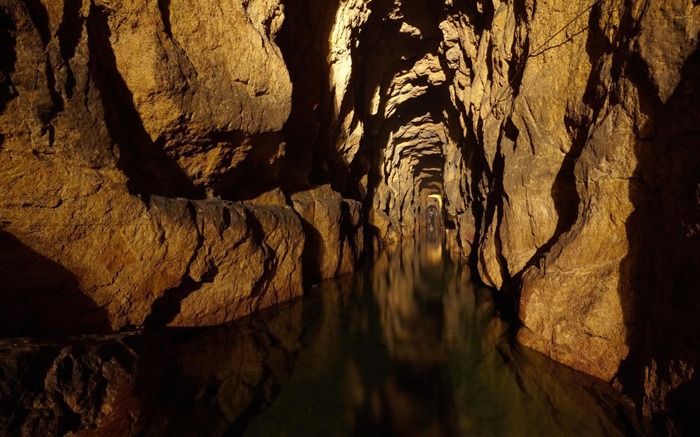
xmin=441 ymin=0 xmax=699 ymax=432
xmin=281 ymin=0 xmax=475 ymax=253
xmin=0 ymin=0 xmax=363 ymax=335
xmin=1 ymin=0 xmax=699 ymax=432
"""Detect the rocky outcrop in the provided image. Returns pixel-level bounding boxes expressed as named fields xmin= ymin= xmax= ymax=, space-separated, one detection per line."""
xmin=0 ymin=335 xmax=166 ymax=436
xmin=0 ymin=0 xmax=362 ymax=337
xmin=156 ymin=201 xmax=305 ymax=328
xmin=291 ymin=185 xmax=363 ymax=282
xmin=0 ymin=191 xmax=305 ymax=334
xmin=439 ymin=0 xmax=700 ymax=432
xmin=0 ymin=302 xmax=304 ymax=436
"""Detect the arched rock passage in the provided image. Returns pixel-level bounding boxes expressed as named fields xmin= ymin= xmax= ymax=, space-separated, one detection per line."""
xmin=278 ymin=0 xmax=475 ymax=255
xmin=1 ymin=0 xmax=699 ymax=433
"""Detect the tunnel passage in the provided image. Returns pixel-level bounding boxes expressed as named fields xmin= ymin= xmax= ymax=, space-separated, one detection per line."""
xmin=427 ymin=204 xmax=439 ymax=233
xmin=276 ymin=0 xmax=472 ymax=254
xmin=1 ymin=0 xmax=698 ymax=433
xmin=425 ymin=192 xmax=444 ymax=234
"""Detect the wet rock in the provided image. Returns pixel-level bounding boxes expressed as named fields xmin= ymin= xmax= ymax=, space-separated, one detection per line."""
xmin=159 ymin=201 xmax=305 ymax=328
xmin=1 ymin=0 xmax=698 ymax=431
xmin=0 ymin=303 xmax=305 ymax=437
xmin=0 ymin=335 xmax=169 ymax=437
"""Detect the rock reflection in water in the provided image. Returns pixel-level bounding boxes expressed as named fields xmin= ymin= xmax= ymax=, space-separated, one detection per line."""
xmin=0 ymin=237 xmax=637 ymax=436
xmin=245 ymin=236 xmax=636 ymax=436
xmin=0 ymin=302 xmax=305 ymax=436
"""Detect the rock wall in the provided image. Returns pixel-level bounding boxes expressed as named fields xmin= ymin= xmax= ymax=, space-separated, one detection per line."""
xmin=440 ymin=0 xmax=699 ymax=432
xmin=291 ymin=185 xmax=363 ymax=283
xmin=277 ymin=0 xmax=474 ymax=252
xmin=2 ymin=0 xmax=699 ymax=432
xmin=0 ymin=0 xmax=363 ymax=336
xmin=0 ymin=303 xmax=304 ymax=436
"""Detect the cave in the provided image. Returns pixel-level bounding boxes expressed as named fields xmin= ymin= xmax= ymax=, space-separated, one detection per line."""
xmin=0 ymin=0 xmax=699 ymax=435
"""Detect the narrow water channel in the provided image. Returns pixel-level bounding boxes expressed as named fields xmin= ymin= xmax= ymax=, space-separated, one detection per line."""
xmin=240 ymin=236 xmax=636 ymax=436
xmin=0 ymin=235 xmax=638 ymax=436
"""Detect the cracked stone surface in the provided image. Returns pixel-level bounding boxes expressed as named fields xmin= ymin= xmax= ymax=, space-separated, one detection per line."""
xmin=440 ymin=0 xmax=700 ymax=432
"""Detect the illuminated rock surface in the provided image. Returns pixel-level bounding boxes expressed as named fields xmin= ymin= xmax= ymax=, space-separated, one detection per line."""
xmin=1 ymin=0 xmax=698 ymax=434
xmin=0 ymin=239 xmax=639 ymax=436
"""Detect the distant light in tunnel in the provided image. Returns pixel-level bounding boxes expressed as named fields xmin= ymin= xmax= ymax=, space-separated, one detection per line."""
xmin=427 ymin=193 xmax=443 ymax=208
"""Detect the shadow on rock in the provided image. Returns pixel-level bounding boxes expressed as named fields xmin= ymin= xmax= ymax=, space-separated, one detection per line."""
xmin=620 ymin=44 xmax=700 ymax=436
xmin=0 ymin=231 xmax=111 ymax=337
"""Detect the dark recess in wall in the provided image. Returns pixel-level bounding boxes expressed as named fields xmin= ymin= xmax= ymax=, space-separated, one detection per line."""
xmin=23 ymin=0 xmax=64 ymax=122
xmin=276 ymin=0 xmax=342 ymax=193
xmin=620 ymin=45 xmax=700 ymax=436
xmin=57 ymin=0 xmax=82 ymax=98
xmin=0 ymin=8 xmax=17 ymax=113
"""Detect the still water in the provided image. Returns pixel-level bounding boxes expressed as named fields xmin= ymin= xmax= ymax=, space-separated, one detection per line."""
xmin=236 ymin=237 xmax=635 ymax=436
xmin=0 ymin=236 xmax=638 ymax=436
xmin=165 ymin=235 xmax=629 ymax=436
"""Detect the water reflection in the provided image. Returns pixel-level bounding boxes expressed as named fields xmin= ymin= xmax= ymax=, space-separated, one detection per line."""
xmin=244 ymin=237 xmax=637 ymax=436
xmin=0 ymin=236 xmax=638 ymax=436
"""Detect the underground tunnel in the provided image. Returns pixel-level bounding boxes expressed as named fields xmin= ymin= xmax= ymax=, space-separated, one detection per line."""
xmin=0 ymin=0 xmax=699 ymax=435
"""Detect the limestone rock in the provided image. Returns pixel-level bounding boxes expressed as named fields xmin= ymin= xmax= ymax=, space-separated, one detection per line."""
xmin=0 ymin=306 xmax=304 ymax=436
xmin=2 ymin=0 xmax=699 ymax=431
xmin=0 ymin=335 xmax=167 ymax=436
xmin=0 ymin=0 xmax=301 ymax=335
xmin=92 ymin=0 xmax=293 ymax=196
xmin=276 ymin=0 xmax=371 ymax=190
xmin=338 ymin=198 xmax=364 ymax=275
xmin=443 ymin=0 xmax=700 ymax=431
xmin=291 ymin=185 xmax=363 ymax=282
xmin=384 ymin=53 xmax=446 ymax=119
xmin=244 ymin=188 xmax=288 ymax=207
xmin=167 ymin=202 xmax=305 ymax=327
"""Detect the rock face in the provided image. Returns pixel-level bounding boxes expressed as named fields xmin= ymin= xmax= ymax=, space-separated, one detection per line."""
xmin=0 ymin=0 xmax=362 ymax=336
xmin=0 ymin=335 xmax=165 ymax=436
xmin=2 ymin=0 xmax=699 ymax=433
xmin=291 ymin=185 xmax=364 ymax=283
xmin=437 ymin=0 xmax=700 ymax=433
xmin=278 ymin=0 xmax=474 ymax=254
xmin=277 ymin=0 xmax=699 ymax=432
xmin=0 ymin=303 xmax=304 ymax=436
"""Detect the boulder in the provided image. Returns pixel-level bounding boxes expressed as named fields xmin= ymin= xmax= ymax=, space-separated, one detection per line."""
xmin=291 ymin=185 xmax=363 ymax=282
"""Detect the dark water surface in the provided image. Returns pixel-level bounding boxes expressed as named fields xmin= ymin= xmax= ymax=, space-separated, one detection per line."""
xmin=0 ymin=237 xmax=638 ymax=436
xmin=240 ymin=237 xmax=636 ymax=436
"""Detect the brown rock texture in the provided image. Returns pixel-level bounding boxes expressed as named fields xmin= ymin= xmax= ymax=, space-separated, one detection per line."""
xmin=2 ymin=0 xmax=699 ymax=432
xmin=291 ymin=184 xmax=364 ymax=282
xmin=438 ymin=0 xmax=700 ymax=432
xmin=278 ymin=0 xmax=474 ymax=253
xmin=0 ymin=0 xmax=354 ymax=336
xmin=0 ymin=335 xmax=167 ymax=436
xmin=0 ymin=303 xmax=304 ymax=436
